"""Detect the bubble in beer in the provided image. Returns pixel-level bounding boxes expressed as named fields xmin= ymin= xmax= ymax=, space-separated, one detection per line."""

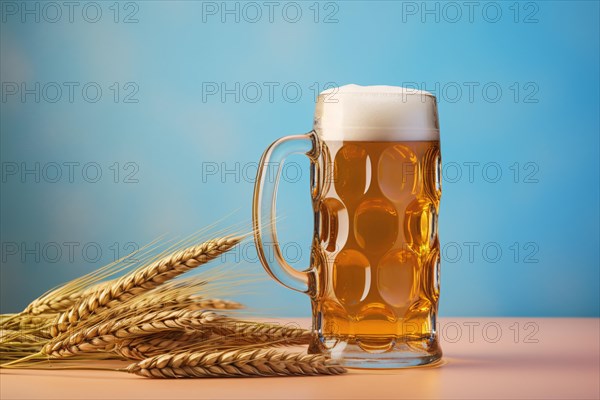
xmin=333 ymin=143 xmax=368 ymax=201
xmin=377 ymin=249 xmax=418 ymax=311
xmin=354 ymin=197 xmax=399 ymax=254
xmin=333 ymin=249 xmax=371 ymax=306
xmin=378 ymin=145 xmax=419 ymax=203
xmin=404 ymin=199 xmax=437 ymax=254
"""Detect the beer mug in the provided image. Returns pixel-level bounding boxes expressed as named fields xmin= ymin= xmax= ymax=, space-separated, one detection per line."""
xmin=252 ymin=85 xmax=442 ymax=368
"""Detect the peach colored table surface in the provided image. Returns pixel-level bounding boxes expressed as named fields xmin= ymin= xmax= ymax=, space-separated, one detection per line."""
xmin=1 ymin=318 xmax=599 ymax=400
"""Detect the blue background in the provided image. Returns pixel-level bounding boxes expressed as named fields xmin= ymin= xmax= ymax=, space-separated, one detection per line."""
xmin=1 ymin=1 xmax=598 ymax=316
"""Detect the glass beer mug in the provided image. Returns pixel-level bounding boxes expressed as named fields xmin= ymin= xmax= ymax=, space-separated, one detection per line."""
xmin=252 ymin=85 xmax=442 ymax=368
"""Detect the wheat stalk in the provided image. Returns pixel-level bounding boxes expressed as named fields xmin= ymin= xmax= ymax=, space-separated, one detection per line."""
xmin=73 ymin=292 xmax=243 ymax=334
xmin=50 ymin=236 xmax=243 ymax=338
xmin=65 ymin=274 xmax=245 ymax=334
xmin=126 ymin=349 xmax=346 ymax=378
xmin=208 ymin=321 xmax=311 ymax=346
xmin=115 ymin=331 xmax=208 ymax=360
xmin=1 ymin=315 xmax=50 ymax=332
xmin=114 ymin=321 xmax=309 ymax=360
xmin=90 ymin=292 xmax=243 ymax=328
xmin=0 ymin=229 xmax=347 ymax=381
xmin=1 ymin=241 xmax=162 ymax=335
xmin=24 ymin=284 xmax=105 ymax=317
xmin=43 ymin=310 xmax=225 ymax=358
xmin=16 ymin=239 xmax=164 ymax=320
xmin=187 ymin=298 xmax=244 ymax=310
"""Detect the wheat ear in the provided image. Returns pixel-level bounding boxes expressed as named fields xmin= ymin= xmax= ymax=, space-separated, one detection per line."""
xmin=126 ymin=349 xmax=346 ymax=378
xmin=189 ymin=298 xmax=244 ymax=310
xmin=1 ymin=315 xmax=53 ymax=334
xmin=115 ymin=331 xmax=208 ymax=360
xmin=94 ymin=291 xmax=243 ymax=325
xmin=24 ymin=285 xmax=101 ymax=316
xmin=74 ymin=291 xmax=243 ymax=333
xmin=50 ymin=236 xmax=243 ymax=337
xmin=43 ymin=310 xmax=225 ymax=358
xmin=209 ymin=321 xmax=311 ymax=346
xmin=114 ymin=322 xmax=309 ymax=360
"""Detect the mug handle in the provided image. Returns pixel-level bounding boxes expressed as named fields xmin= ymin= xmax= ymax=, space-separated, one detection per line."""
xmin=252 ymin=132 xmax=316 ymax=294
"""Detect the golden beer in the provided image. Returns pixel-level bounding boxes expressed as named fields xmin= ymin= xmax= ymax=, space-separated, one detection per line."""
xmin=309 ymin=140 xmax=441 ymax=362
xmin=253 ymin=84 xmax=442 ymax=367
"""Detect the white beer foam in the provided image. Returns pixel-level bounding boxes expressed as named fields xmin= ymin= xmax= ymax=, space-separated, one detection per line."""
xmin=314 ymin=84 xmax=440 ymax=141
